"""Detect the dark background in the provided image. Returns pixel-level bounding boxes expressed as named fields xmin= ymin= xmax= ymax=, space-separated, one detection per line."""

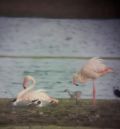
xmin=0 ymin=0 xmax=119 ymax=18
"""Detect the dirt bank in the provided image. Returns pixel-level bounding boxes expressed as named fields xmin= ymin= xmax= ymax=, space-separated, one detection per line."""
xmin=0 ymin=98 xmax=120 ymax=129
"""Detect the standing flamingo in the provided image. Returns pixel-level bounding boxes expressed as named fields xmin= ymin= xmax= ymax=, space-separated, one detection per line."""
xmin=72 ymin=57 xmax=113 ymax=105
xmin=13 ymin=75 xmax=59 ymax=107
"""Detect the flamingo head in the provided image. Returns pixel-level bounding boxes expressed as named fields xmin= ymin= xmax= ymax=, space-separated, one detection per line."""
xmin=23 ymin=75 xmax=34 ymax=89
xmin=73 ymin=74 xmax=79 ymax=86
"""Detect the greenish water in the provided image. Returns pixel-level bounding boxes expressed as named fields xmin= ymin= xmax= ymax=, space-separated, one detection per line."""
xmin=0 ymin=57 xmax=119 ymax=99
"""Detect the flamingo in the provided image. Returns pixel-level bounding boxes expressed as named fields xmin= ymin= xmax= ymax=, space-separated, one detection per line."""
xmin=72 ymin=57 xmax=113 ymax=105
xmin=13 ymin=75 xmax=59 ymax=107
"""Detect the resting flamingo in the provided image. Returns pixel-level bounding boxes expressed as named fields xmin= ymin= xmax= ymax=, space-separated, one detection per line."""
xmin=13 ymin=75 xmax=59 ymax=107
xmin=72 ymin=57 xmax=113 ymax=105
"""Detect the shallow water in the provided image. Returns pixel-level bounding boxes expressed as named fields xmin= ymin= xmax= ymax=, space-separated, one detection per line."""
xmin=0 ymin=17 xmax=120 ymax=99
xmin=0 ymin=57 xmax=119 ymax=99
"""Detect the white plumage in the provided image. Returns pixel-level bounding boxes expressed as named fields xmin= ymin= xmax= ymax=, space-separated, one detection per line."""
xmin=13 ymin=76 xmax=58 ymax=107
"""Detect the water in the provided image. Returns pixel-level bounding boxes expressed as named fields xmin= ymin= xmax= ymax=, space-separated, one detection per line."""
xmin=0 ymin=17 xmax=120 ymax=99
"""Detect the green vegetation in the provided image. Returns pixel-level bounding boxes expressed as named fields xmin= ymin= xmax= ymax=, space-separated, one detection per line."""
xmin=0 ymin=98 xmax=120 ymax=129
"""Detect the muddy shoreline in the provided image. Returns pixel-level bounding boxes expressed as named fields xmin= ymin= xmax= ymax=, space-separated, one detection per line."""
xmin=0 ymin=98 xmax=120 ymax=128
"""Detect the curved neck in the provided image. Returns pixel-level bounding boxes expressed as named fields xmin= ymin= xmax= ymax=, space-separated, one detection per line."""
xmin=17 ymin=78 xmax=36 ymax=98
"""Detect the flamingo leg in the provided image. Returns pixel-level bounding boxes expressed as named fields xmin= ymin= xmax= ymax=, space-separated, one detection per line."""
xmin=92 ymin=80 xmax=96 ymax=106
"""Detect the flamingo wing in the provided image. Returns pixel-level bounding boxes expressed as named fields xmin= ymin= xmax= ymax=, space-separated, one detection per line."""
xmin=85 ymin=57 xmax=106 ymax=72
xmin=77 ymin=57 xmax=107 ymax=80
xmin=25 ymin=91 xmax=51 ymax=103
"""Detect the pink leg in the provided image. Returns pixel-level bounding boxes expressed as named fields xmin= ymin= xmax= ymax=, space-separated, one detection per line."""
xmin=92 ymin=80 xmax=96 ymax=106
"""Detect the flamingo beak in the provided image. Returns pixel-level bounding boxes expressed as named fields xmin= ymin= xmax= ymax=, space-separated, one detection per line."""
xmin=75 ymin=84 xmax=79 ymax=86
xmin=23 ymin=78 xmax=28 ymax=89
xmin=72 ymin=78 xmax=79 ymax=86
